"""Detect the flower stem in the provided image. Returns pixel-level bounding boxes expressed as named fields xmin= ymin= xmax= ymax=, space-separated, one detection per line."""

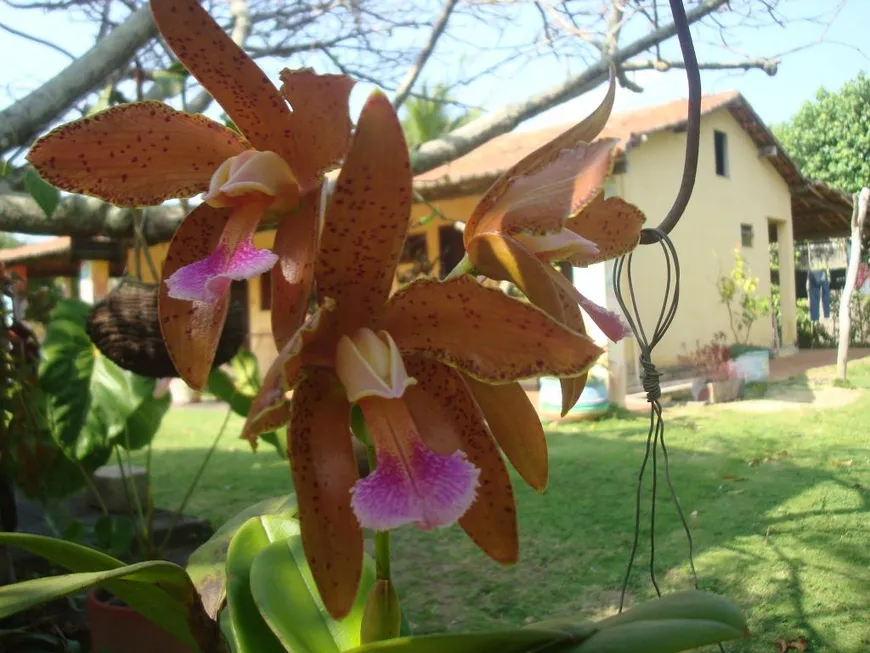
xmin=363 ymin=442 xmax=392 ymax=581
xmin=443 ymin=253 xmax=476 ymax=281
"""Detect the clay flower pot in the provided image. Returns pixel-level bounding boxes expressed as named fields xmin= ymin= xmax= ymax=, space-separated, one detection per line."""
xmin=85 ymin=589 xmax=194 ymax=653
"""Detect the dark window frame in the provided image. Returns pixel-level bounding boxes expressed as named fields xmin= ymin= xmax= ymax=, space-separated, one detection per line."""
xmin=740 ymin=223 xmax=754 ymax=248
xmin=714 ymin=130 xmax=729 ymax=177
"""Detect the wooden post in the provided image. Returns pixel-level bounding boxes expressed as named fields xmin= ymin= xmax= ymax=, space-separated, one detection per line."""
xmin=836 ymin=187 xmax=870 ymax=381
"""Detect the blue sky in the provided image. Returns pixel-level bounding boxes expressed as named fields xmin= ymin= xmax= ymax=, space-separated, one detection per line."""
xmin=1 ymin=1 xmax=866 ymax=133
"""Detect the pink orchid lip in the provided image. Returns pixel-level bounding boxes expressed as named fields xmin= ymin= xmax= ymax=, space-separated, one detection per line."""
xmin=164 ymin=239 xmax=278 ymax=303
xmin=335 ymin=328 xmax=417 ymax=402
xmin=514 ymin=229 xmax=599 ymax=262
xmin=203 ymin=149 xmax=299 ymax=211
xmin=350 ymin=396 xmax=480 ymax=532
xmin=164 ymin=197 xmax=278 ymax=303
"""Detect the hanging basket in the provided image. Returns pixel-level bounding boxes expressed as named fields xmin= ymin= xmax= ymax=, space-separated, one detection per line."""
xmin=86 ymin=279 xmax=246 ymax=379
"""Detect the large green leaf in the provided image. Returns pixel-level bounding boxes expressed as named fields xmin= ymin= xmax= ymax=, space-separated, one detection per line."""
xmin=249 ymin=520 xmax=377 ymax=653
xmin=115 ymin=375 xmax=171 ymax=450
xmin=224 ymin=517 xmax=298 ymax=653
xmin=350 ymin=591 xmax=747 ymax=653
xmin=186 ymin=494 xmax=298 ymax=619
xmin=347 ymin=630 xmax=567 ymax=653
xmin=35 ymin=300 xmax=169 ymax=495
xmin=0 ymin=533 xmax=198 ymax=649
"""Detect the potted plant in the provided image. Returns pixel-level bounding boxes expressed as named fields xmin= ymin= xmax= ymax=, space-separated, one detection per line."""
xmin=717 ymin=249 xmax=772 ymax=382
xmin=680 ymin=332 xmax=744 ymax=404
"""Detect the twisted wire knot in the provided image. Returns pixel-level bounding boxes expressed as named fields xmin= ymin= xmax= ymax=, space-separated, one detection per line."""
xmin=639 ymin=351 xmax=662 ymax=403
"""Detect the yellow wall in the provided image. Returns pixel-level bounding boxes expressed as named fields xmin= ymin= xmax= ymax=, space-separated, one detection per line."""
xmin=615 ymin=108 xmax=794 ymax=367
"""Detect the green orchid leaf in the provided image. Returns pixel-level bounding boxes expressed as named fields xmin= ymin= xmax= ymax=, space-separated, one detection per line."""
xmin=568 ymin=618 xmax=744 ymax=653
xmin=186 ymin=494 xmax=297 ymax=619
xmin=347 ymin=630 xmax=568 ymax=653
xmin=23 ymin=168 xmax=60 ymax=218
xmin=223 ymin=517 xmax=294 ymax=653
xmin=249 ymin=519 xmax=377 ymax=653
xmin=0 ymin=535 xmax=198 ymax=649
xmin=594 ymin=591 xmax=747 ymax=634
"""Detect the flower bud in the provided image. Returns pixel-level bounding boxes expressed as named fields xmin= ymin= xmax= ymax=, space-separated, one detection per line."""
xmin=360 ymin=579 xmax=402 ymax=644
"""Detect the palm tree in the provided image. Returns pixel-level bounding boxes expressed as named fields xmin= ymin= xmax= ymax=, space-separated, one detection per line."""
xmin=401 ymin=83 xmax=480 ymax=150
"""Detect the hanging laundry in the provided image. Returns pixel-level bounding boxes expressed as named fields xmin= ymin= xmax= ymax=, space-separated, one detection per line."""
xmin=808 ymin=269 xmax=831 ymax=322
xmin=856 ymin=262 xmax=870 ymax=293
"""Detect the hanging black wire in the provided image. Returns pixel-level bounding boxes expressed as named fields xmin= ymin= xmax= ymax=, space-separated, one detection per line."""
xmin=612 ymin=1 xmax=725 ymax=651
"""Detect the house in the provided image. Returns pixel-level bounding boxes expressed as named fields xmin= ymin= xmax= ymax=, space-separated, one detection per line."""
xmin=4 ymin=91 xmax=853 ymax=405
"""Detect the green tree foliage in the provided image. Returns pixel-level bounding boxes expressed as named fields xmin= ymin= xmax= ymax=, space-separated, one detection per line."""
xmin=774 ymin=72 xmax=870 ymax=193
xmin=400 ymin=83 xmax=481 ymax=151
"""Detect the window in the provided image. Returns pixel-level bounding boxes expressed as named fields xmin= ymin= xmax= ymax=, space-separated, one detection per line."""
xmin=740 ymin=223 xmax=754 ymax=248
xmin=714 ymin=130 xmax=729 ymax=177
xmin=259 ymin=271 xmax=271 ymax=311
xmin=400 ymin=234 xmax=427 ymax=264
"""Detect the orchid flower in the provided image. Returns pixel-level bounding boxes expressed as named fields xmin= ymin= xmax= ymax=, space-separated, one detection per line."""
xmin=27 ymin=0 xmax=354 ymax=389
xmin=463 ymin=72 xmax=646 ymax=415
xmin=239 ymin=91 xmax=603 ymax=619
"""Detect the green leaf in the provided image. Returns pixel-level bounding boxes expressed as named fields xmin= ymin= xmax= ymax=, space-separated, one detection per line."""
xmin=224 ymin=517 xmax=296 ymax=653
xmin=249 ymin=519 xmax=377 ymax=653
xmin=24 ymin=168 xmax=60 ymax=219
xmin=0 ymin=533 xmax=198 ymax=649
xmin=567 ymin=619 xmax=743 ymax=653
xmin=207 ymin=367 xmax=253 ymax=417
xmin=594 ymin=590 xmax=746 ymax=634
xmin=186 ymin=494 xmax=297 ymax=619
xmin=118 ymin=375 xmax=171 ymax=450
xmin=37 ymin=300 xmax=168 ymax=495
xmin=207 ymin=352 xmax=284 ymax=457
xmin=348 ymin=630 xmax=567 ymax=653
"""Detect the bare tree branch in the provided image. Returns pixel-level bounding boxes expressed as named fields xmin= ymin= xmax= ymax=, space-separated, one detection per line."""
xmin=0 ymin=5 xmax=157 ymax=153
xmin=0 ymin=193 xmax=183 ymax=244
xmin=411 ymin=0 xmax=729 ymax=175
xmin=621 ymin=57 xmax=779 ymax=76
xmin=0 ymin=21 xmax=76 ymax=60
xmin=392 ymin=0 xmax=459 ymax=110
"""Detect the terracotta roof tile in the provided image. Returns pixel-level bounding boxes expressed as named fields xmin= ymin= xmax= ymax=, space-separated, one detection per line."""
xmin=0 ymin=236 xmax=71 ymax=263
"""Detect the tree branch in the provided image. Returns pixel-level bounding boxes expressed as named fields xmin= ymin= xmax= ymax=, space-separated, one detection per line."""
xmin=411 ymin=0 xmax=729 ymax=175
xmin=0 ymin=5 xmax=158 ymax=153
xmin=0 ymin=193 xmax=183 ymax=244
xmin=392 ymin=0 xmax=459 ymax=111
xmin=622 ymin=57 xmax=779 ymax=76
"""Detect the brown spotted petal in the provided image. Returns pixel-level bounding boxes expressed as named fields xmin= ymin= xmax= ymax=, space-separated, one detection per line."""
xmin=271 ymin=195 xmax=319 ymax=351
xmin=563 ymin=193 xmax=646 ymax=265
xmin=27 ymin=102 xmax=248 ymax=207
xmin=151 ymin=0 xmax=295 ymax=161
xmin=467 ymin=138 xmax=618 ymax=241
xmin=289 ymin=368 xmax=362 ymax=619
xmin=158 ymin=203 xmax=232 ymax=390
xmin=467 ymin=233 xmax=589 ymax=415
xmin=464 ymin=378 xmax=548 ymax=491
xmin=404 ymin=357 xmax=518 ymax=564
xmin=381 ymin=276 xmax=603 ymax=383
xmin=465 ymin=70 xmax=616 ymax=241
xmin=316 ymin=90 xmax=412 ymax=335
xmin=280 ymin=69 xmax=355 ymax=193
xmin=242 ymin=301 xmax=339 ymax=446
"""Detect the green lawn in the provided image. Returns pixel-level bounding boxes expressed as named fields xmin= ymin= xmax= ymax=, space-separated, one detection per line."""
xmin=139 ymin=362 xmax=870 ymax=653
